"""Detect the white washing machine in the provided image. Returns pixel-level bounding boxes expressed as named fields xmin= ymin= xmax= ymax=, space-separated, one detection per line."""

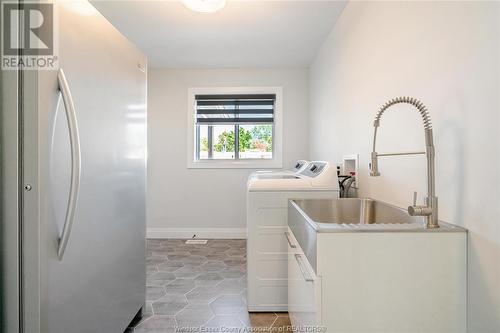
xmin=246 ymin=161 xmax=340 ymax=311
xmin=250 ymin=159 xmax=310 ymax=180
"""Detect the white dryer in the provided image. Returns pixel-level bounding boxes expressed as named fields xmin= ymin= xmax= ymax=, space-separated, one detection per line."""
xmin=250 ymin=159 xmax=310 ymax=180
xmin=246 ymin=161 xmax=340 ymax=311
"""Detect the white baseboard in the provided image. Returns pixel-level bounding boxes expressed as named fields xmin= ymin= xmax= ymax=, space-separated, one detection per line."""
xmin=147 ymin=227 xmax=247 ymax=239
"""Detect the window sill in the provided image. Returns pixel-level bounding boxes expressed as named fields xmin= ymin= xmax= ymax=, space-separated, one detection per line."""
xmin=187 ymin=159 xmax=283 ymax=169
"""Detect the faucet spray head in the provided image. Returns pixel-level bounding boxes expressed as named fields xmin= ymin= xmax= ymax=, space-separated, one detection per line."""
xmin=370 ymin=152 xmax=380 ymax=177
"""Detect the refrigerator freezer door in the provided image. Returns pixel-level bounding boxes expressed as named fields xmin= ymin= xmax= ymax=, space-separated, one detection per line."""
xmin=32 ymin=2 xmax=147 ymax=332
xmin=0 ymin=52 xmax=21 ymax=333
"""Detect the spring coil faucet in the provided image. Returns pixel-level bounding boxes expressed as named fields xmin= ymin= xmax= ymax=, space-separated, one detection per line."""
xmin=370 ymin=97 xmax=439 ymax=228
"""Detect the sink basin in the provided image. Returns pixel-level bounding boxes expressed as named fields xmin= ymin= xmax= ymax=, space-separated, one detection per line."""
xmin=293 ymin=198 xmax=419 ymax=225
xmin=288 ymin=198 xmax=466 ymax=274
xmin=289 ymin=198 xmax=464 ymax=232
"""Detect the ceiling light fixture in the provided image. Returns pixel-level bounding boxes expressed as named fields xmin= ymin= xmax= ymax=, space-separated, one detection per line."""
xmin=181 ymin=0 xmax=226 ymax=13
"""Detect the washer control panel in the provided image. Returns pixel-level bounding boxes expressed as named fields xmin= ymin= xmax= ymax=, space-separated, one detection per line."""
xmin=299 ymin=161 xmax=328 ymax=178
xmin=292 ymin=160 xmax=309 ymax=172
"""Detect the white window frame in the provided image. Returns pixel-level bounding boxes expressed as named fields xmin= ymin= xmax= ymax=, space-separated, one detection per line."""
xmin=187 ymin=87 xmax=283 ymax=169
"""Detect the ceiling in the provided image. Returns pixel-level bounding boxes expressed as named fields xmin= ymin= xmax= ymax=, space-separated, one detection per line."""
xmin=91 ymin=0 xmax=347 ymax=68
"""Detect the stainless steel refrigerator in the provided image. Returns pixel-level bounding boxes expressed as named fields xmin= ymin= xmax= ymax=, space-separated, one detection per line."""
xmin=1 ymin=1 xmax=147 ymax=332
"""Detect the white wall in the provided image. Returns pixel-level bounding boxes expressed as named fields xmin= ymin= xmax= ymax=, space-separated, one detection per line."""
xmin=148 ymin=68 xmax=309 ymax=238
xmin=309 ymin=1 xmax=499 ymax=331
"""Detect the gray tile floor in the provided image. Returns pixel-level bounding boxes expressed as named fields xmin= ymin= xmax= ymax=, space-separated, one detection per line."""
xmin=127 ymin=239 xmax=291 ymax=333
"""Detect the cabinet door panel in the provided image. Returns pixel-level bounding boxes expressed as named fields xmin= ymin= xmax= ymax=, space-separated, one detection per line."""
xmin=287 ymin=228 xmax=321 ymax=329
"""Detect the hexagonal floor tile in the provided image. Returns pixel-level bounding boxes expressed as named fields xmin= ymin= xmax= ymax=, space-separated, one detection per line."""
xmin=188 ymin=249 xmax=211 ymax=256
xmin=182 ymin=255 xmax=208 ymax=266
xmin=223 ymin=258 xmax=245 ymax=266
xmin=205 ymin=253 xmax=229 ymax=261
xmin=174 ymin=265 xmax=202 ymax=279
xmin=167 ymin=253 xmax=190 ymax=261
xmin=246 ymin=312 xmax=278 ymax=328
xmin=209 ymin=295 xmax=245 ymax=315
xmin=194 ymin=272 xmax=224 ymax=286
xmin=271 ymin=315 xmax=293 ymax=331
xmin=215 ymin=278 xmax=245 ymax=294
xmin=147 ymin=272 xmax=176 ymax=287
xmin=152 ymin=294 xmax=188 ymax=316
xmin=150 ymin=250 xmax=169 ymax=258
xmin=210 ymin=247 xmax=231 ymax=254
xmin=201 ymin=261 xmax=226 ymax=272
xmin=146 ymin=257 xmax=166 ymax=265
xmin=146 ymin=242 xmax=162 ymax=251
xmin=240 ymin=289 xmax=247 ymax=305
xmin=146 ymin=286 xmax=166 ymax=302
xmin=146 ymin=264 xmax=159 ymax=275
xmin=186 ymin=286 xmax=221 ymax=304
xmin=141 ymin=239 xmax=295 ymax=333
xmin=164 ymin=279 xmax=196 ymax=295
xmin=208 ymin=243 xmax=231 ymax=251
xmin=175 ymin=304 xmax=214 ymax=327
xmin=157 ymin=261 xmax=184 ymax=272
xmin=219 ymin=268 xmax=245 ymax=279
xmin=225 ymin=248 xmax=246 ymax=257
xmin=161 ymin=247 xmax=179 ymax=254
xmin=205 ymin=315 xmax=244 ymax=331
xmin=134 ymin=315 xmax=177 ymax=333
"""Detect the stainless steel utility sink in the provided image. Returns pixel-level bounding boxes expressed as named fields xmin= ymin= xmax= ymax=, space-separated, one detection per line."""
xmin=288 ymin=198 xmax=466 ymax=274
xmin=294 ymin=198 xmax=419 ymax=225
xmin=289 ymin=198 xmax=464 ymax=232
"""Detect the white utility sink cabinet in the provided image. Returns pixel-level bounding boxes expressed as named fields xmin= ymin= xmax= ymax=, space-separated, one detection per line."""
xmin=287 ymin=199 xmax=467 ymax=333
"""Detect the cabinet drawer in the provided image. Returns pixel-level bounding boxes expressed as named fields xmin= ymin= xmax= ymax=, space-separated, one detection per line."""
xmin=287 ymin=228 xmax=321 ymax=329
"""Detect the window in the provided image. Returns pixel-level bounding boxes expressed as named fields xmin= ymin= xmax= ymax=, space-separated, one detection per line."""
xmin=188 ymin=88 xmax=282 ymax=168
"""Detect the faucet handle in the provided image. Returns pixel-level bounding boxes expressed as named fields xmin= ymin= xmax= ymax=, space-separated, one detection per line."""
xmin=409 ymin=191 xmax=420 ymax=216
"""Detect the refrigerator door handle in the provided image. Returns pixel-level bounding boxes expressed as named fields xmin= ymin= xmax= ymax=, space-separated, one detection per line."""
xmin=57 ymin=68 xmax=81 ymax=260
